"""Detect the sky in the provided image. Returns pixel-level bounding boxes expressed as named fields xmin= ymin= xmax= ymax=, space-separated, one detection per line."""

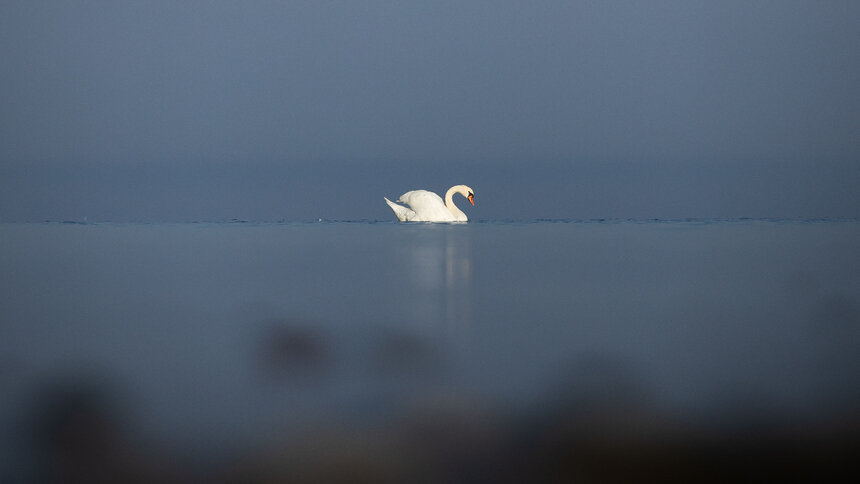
xmin=1 ymin=0 xmax=858 ymax=221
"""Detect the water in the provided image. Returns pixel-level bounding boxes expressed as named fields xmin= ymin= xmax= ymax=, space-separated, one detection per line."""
xmin=2 ymin=219 xmax=859 ymax=481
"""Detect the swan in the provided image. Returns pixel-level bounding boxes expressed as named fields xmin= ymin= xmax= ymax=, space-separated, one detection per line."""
xmin=384 ymin=185 xmax=475 ymax=222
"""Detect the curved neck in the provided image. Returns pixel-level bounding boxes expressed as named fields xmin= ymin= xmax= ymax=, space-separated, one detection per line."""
xmin=444 ymin=186 xmax=467 ymax=221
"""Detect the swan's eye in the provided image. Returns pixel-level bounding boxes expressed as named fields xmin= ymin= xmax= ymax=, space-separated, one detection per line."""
xmin=468 ymin=192 xmax=473 ymax=197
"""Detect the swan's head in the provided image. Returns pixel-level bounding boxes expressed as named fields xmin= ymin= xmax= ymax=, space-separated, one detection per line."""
xmin=455 ymin=185 xmax=475 ymax=206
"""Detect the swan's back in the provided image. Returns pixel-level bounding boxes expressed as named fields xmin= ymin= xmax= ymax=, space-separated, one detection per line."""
xmin=398 ymin=190 xmax=457 ymax=222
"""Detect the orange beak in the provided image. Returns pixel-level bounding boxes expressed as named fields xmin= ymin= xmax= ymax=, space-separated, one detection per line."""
xmin=468 ymin=194 xmax=475 ymax=206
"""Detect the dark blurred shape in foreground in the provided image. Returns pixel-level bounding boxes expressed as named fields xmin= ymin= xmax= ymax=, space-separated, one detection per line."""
xmin=259 ymin=321 xmax=331 ymax=382
xmin=16 ymin=348 xmax=858 ymax=483
xmin=24 ymin=375 xmax=190 ymax=483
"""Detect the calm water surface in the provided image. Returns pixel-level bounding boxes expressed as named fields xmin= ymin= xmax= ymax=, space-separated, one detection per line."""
xmin=1 ymin=219 xmax=858 ymax=479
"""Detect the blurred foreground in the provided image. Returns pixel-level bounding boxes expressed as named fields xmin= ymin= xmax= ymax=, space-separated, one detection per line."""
xmin=14 ymin=322 xmax=859 ymax=483
xmin=2 ymin=221 xmax=858 ymax=481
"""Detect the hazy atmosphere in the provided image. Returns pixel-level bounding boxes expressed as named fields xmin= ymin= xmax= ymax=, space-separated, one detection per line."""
xmin=2 ymin=0 xmax=858 ymax=221
xmin=3 ymin=3 xmax=860 ymax=481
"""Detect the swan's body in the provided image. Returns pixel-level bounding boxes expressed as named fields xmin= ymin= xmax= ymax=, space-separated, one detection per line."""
xmin=384 ymin=185 xmax=475 ymax=222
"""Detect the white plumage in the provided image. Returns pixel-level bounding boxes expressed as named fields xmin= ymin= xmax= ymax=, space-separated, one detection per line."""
xmin=384 ymin=185 xmax=475 ymax=222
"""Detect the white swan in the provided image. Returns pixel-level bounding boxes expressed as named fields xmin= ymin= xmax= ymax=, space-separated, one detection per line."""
xmin=384 ymin=185 xmax=475 ymax=222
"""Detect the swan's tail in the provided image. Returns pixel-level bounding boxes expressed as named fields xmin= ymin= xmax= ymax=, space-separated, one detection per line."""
xmin=384 ymin=197 xmax=414 ymax=222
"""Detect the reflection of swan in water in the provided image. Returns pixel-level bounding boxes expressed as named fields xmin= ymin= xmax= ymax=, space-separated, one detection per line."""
xmin=399 ymin=228 xmax=473 ymax=336
xmin=384 ymin=185 xmax=475 ymax=222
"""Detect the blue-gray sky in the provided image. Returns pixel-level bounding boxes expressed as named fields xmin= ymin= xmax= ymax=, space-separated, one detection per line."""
xmin=1 ymin=0 xmax=858 ymax=221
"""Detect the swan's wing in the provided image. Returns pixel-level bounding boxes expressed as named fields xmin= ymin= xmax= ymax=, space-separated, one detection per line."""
xmin=384 ymin=197 xmax=415 ymax=222
xmin=399 ymin=190 xmax=444 ymax=206
xmin=398 ymin=190 xmax=454 ymax=221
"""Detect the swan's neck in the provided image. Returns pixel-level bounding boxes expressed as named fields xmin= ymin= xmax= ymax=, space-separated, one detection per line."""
xmin=444 ymin=186 xmax=467 ymax=221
